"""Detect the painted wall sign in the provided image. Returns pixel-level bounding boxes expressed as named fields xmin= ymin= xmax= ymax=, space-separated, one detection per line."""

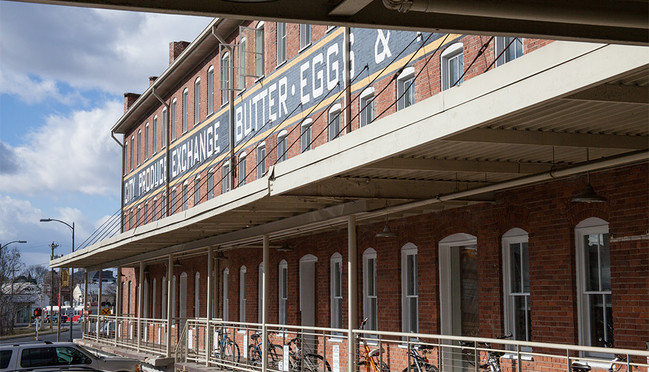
xmin=123 ymin=27 xmax=448 ymax=207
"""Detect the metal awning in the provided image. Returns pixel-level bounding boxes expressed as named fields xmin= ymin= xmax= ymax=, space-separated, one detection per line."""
xmin=51 ymin=41 xmax=649 ymax=270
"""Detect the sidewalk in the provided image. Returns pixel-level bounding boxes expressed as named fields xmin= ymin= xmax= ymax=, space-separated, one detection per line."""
xmin=0 ymin=326 xmax=70 ymax=340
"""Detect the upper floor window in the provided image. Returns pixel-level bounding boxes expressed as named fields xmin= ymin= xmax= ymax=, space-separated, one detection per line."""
xmin=221 ymin=52 xmax=230 ymax=106
xmin=277 ymin=130 xmax=288 ymax=162
xmin=502 ymin=228 xmax=531 ymax=343
xmin=137 ymin=130 xmax=142 ymax=165
xmin=194 ymin=176 xmax=201 ymax=206
xmin=328 ymin=104 xmax=341 ymax=141
xmin=359 ymin=88 xmax=375 ymax=127
xmin=194 ymin=77 xmax=201 ymax=124
xmin=161 ymin=192 xmax=167 ymax=218
xmin=238 ymin=38 xmax=247 ymax=91
xmin=276 ymin=22 xmax=287 ymax=65
xmin=182 ymin=88 xmax=189 ymax=133
xmin=576 ymin=218 xmax=612 ymax=351
xmin=152 ymin=198 xmax=157 ymax=222
xmin=330 ymin=253 xmax=343 ymax=330
xmin=495 ymin=37 xmax=523 ymax=67
xmin=441 ymin=43 xmax=464 ymax=91
xmin=397 ymin=67 xmax=415 ymax=110
xmin=161 ymin=108 xmax=168 ymax=149
xmin=301 ymin=119 xmax=312 ymax=153
xmin=143 ymin=202 xmax=148 ymax=224
xmin=129 ymin=136 xmax=134 ymax=170
xmin=171 ymin=99 xmax=177 ymax=141
xmin=207 ymin=168 xmax=215 ymax=200
xmin=207 ymin=66 xmax=215 ymax=115
xmin=255 ymin=23 xmax=265 ymax=77
xmin=257 ymin=144 xmax=266 ymax=179
xmin=144 ymin=123 xmax=149 ymax=160
xmin=238 ymin=152 xmax=247 ymax=186
xmin=278 ymin=260 xmax=288 ymax=325
xmin=222 ymin=163 xmax=230 ymax=194
xmin=152 ymin=116 xmax=158 ymax=154
xmin=239 ymin=266 xmax=247 ymax=322
xmin=300 ymin=24 xmax=311 ymax=50
xmin=401 ymin=243 xmax=418 ymax=334
xmin=222 ymin=268 xmax=229 ymax=321
xmin=363 ymin=248 xmax=378 ymax=334
xmin=171 ymin=187 xmax=177 ymax=214
xmin=182 ymin=181 xmax=189 ymax=211
xmin=136 ymin=206 xmax=141 ymax=226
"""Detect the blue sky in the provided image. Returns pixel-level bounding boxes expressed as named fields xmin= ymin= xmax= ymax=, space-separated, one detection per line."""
xmin=0 ymin=1 xmax=211 ymax=269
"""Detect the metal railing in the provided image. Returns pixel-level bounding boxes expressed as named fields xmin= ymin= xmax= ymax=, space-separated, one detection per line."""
xmin=84 ymin=316 xmax=649 ymax=372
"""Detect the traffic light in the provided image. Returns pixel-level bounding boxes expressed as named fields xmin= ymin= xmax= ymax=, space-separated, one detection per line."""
xmin=33 ymin=308 xmax=42 ymax=317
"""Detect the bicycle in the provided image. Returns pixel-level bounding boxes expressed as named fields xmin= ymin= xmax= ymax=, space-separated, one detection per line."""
xmin=214 ymin=326 xmax=240 ymax=369
xmin=248 ymin=330 xmax=283 ymax=369
xmin=285 ymin=335 xmax=332 ymax=372
xmin=402 ymin=344 xmax=439 ymax=372
xmin=357 ymin=318 xmax=390 ymax=372
xmin=460 ymin=335 xmax=510 ymax=372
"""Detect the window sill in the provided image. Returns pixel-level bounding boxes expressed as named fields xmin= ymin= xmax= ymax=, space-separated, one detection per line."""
xmin=328 ymin=337 xmax=344 ymax=343
xmin=298 ymin=43 xmax=312 ymax=53
xmin=502 ymin=353 xmax=533 ymax=361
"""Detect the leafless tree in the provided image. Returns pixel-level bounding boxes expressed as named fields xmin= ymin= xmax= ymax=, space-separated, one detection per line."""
xmin=0 ymin=245 xmax=24 ymax=335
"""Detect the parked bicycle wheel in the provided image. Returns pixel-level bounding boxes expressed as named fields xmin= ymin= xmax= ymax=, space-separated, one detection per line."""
xmin=249 ymin=345 xmax=262 ymax=366
xmin=221 ymin=339 xmax=240 ymax=368
xmin=305 ymin=353 xmax=332 ymax=372
xmin=268 ymin=344 xmax=283 ymax=370
xmin=402 ymin=364 xmax=439 ymax=372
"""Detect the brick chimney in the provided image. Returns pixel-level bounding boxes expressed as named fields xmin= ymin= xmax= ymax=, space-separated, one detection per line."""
xmin=169 ymin=41 xmax=190 ymax=65
xmin=124 ymin=93 xmax=141 ymax=112
xmin=149 ymin=76 xmax=158 ymax=86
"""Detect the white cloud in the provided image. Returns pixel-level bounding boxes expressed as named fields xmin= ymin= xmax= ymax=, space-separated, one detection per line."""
xmin=0 ymin=195 xmax=42 ymax=239
xmin=0 ymin=100 xmax=123 ymax=196
xmin=0 ymin=70 xmax=84 ymax=105
xmin=0 ymin=2 xmax=212 ymax=100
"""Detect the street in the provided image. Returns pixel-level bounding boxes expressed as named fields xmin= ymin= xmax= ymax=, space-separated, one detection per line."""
xmin=1 ymin=322 xmax=83 ymax=343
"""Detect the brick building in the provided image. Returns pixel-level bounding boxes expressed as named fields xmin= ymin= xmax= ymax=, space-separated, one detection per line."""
xmin=54 ymin=17 xmax=648 ymax=372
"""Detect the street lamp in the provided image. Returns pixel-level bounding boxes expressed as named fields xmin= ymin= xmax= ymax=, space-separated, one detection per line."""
xmin=0 ymin=240 xmax=27 ymax=249
xmin=40 ymin=218 xmax=74 ymax=342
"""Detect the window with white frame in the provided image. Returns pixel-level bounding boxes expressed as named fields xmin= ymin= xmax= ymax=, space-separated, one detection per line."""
xmin=301 ymin=119 xmax=312 ymax=152
xmin=278 ymin=260 xmax=287 ymax=325
xmin=238 ymin=38 xmax=247 ymax=91
xmin=171 ymin=187 xmax=177 ymax=214
xmin=136 ymin=206 xmax=141 ymax=226
xmin=207 ymin=169 xmax=215 ymax=200
xmin=143 ymin=202 xmax=148 ymax=224
xmin=221 ymin=53 xmax=230 ymax=106
xmin=172 ymin=276 xmax=176 ymax=319
xmin=127 ymin=281 xmax=132 ymax=315
xmin=129 ymin=209 xmax=133 ymax=229
xmin=161 ymin=108 xmax=168 ymax=148
xmin=182 ymin=88 xmax=189 ymax=133
xmin=182 ymin=181 xmax=189 ymax=211
xmin=255 ymin=23 xmax=265 ymax=77
xmin=223 ymin=268 xmax=229 ymax=321
xmin=363 ymin=248 xmax=378 ymax=334
xmin=137 ymin=130 xmax=142 ymax=165
xmin=171 ymin=99 xmax=177 ymax=141
xmin=152 ymin=278 xmax=157 ymax=319
xmin=441 ymin=43 xmax=464 ymax=91
xmin=277 ymin=130 xmax=288 ymax=162
xmin=328 ymin=104 xmax=341 ymax=141
xmin=256 ymin=144 xmax=266 ymax=179
xmin=123 ymin=142 xmax=128 ymax=174
xmin=397 ymin=67 xmax=415 ymax=110
xmin=194 ymin=176 xmax=201 ymax=206
xmin=330 ymin=253 xmax=343 ymax=330
xmin=222 ymin=163 xmax=230 ymax=194
xmin=276 ymin=22 xmax=287 ymax=65
xmin=195 ymin=272 xmax=200 ymax=318
xmin=401 ymin=243 xmax=418 ymax=333
xmin=207 ymin=66 xmax=215 ymax=115
xmin=161 ymin=193 xmax=167 ymax=217
xmin=143 ymin=278 xmax=149 ymax=318
xmin=152 ymin=198 xmax=157 ymax=222
xmin=238 ymin=152 xmax=247 ymax=186
xmin=194 ymin=78 xmax=201 ymax=124
xmin=576 ymin=218 xmax=612 ymax=350
xmin=359 ymin=88 xmax=375 ymax=127
xmin=258 ymin=263 xmax=264 ymax=323
xmin=502 ymin=228 xmax=531 ymax=343
xmin=145 ymin=123 xmax=149 ymax=159
xmin=495 ymin=37 xmax=523 ymax=67
xmin=161 ymin=276 xmax=167 ymax=319
xmin=300 ymin=24 xmax=311 ymax=49
xmin=239 ymin=266 xmax=247 ymax=322
xmin=130 ymin=137 xmax=134 ymax=170
xmin=152 ymin=116 xmax=158 ymax=154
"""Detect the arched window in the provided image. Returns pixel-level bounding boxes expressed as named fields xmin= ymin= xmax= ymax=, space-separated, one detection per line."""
xmin=223 ymin=268 xmax=229 ymax=321
xmin=401 ymin=243 xmax=418 ymax=333
xmin=502 ymin=228 xmax=530 ymax=342
xmin=278 ymin=260 xmax=288 ymax=325
xmin=330 ymin=253 xmax=343 ymax=330
xmin=239 ymin=266 xmax=247 ymax=322
xmin=363 ymin=248 xmax=377 ymax=333
xmin=195 ymin=272 xmax=200 ymax=318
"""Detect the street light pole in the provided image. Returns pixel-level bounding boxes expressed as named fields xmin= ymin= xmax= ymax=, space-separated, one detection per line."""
xmin=40 ymin=218 xmax=75 ymax=342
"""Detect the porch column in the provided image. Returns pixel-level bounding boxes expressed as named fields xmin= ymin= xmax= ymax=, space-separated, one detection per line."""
xmin=115 ymin=267 xmax=121 ymax=346
xmin=97 ymin=269 xmax=102 ymax=342
xmin=137 ymin=261 xmax=144 ymax=352
xmin=262 ymin=235 xmax=269 ymax=372
xmin=347 ymin=216 xmax=358 ymax=372
xmin=206 ymin=247 xmax=213 ymax=366
xmin=83 ymin=270 xmax=88 ymax=338
xmin=166 ymin=255 xmax=173 ymax=357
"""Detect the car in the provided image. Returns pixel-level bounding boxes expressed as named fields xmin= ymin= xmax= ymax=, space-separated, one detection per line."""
xmin=0 ymin=341 xmax=141 ymax=372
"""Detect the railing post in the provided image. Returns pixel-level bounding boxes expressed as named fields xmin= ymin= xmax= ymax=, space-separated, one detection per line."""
xmin=262 ymin=235 xmax=269 ymax=372
xmin=206 ymin=247 xmax=213 ymax=366
xmin=97 ymin=269 xmax=102 ymax=342
xmin=347 ymin=215 xmax=358 ymax=372
xmin=83 ymin=271 xmax=88 ymax=340
xmin=566 ymin=349 xmax=571 ymax=371
xmin=517 ymin=344 xmax=522 ymax=372
xmin=474 ymin=341 xmax=478 ymax=372
xmin=166 ymin=255 xmax=173 ymax=357
xmin=137 ymin=261 xmax=144 ymax=352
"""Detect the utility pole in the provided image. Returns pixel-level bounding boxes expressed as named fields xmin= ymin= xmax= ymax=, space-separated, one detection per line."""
xmin=49 ymin=242 xmax=58 ymax=331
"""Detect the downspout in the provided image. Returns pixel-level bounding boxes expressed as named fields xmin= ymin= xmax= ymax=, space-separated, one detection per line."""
xmin=111 ymin=132 xmax=125 ymax=233
xmin=344 ymin=27 xmax=352 ymax=134
xmin=152 ymin=88 xmax=171 ymax=217
xmin=211 ymin=26 xmax=237 ymax=191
